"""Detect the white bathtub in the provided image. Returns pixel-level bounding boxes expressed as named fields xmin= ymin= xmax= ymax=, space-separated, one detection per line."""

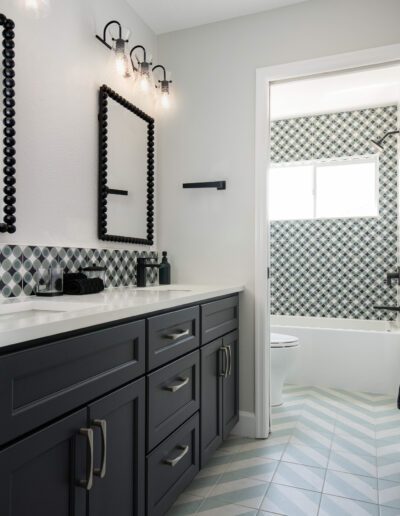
xmin=271 ymin=315 xmax=400 ymax=396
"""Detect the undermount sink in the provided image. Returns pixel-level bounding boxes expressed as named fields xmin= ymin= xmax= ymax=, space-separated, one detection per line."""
xmin=134 ymin=287 xmax=193 ymax=292
xmin=0 ymin=299 xmax=98 ymax=321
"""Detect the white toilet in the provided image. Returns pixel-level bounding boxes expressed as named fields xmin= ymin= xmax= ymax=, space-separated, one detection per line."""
xmin=270 ymin=333 xmax=300 ymax=407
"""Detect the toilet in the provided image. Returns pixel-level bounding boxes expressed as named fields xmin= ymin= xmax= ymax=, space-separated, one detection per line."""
xmin=270 ymin=333 xmax=300 ymax=407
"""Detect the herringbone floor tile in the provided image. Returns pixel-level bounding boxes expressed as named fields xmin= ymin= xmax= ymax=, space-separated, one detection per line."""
xmin=167 ymin=385 xmax=400 ymax=515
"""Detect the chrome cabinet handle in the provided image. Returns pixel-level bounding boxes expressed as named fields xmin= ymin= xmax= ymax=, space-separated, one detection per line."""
xmin=79 ymin=428 xmax=94 ymax=491
xmin=92 ymin=419 xmax=107 ymax=479
xmin=220 ymin=346 xmax=229 ymax=377
xmin=227 ymin=345 xmax=232 ymax=377
xmin=164 ymin=445 xmax=189 ymax=467
xmin=164 ymin=376 xmax=190 ymax=392
xmin=164 ymin=329 xmax=190 ymax=341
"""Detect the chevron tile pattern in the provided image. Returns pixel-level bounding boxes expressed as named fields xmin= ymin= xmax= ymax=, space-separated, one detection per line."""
xmin=168 ymin=385 xmax=400 ymax=515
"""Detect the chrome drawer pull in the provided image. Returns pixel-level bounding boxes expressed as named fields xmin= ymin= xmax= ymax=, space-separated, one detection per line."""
xmin=79 ymin=428 xmax=94 ymax=491
xmin=164 ymin=329 xmax=190 ymax=341
xmin=164 ymin=445 xmax=189 ymax=467
xmin=92 ymin=419 xmax=107 ymax=479
xmin=164 ymin=376 xmax=190 ymax=392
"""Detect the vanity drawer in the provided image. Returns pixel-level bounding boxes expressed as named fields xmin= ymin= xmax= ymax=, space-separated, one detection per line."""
xmin=0 ymin=320 xmax=145 ymax=446
xmin=201 ymin=295 xmax=239 ymax=345
xmin=147 ymin=306 xmax=200 ymax=369
xmin=147 ymin=350 xmax=200 ymax=451
xmin=147 ymin=413 xmax=199 ymax=516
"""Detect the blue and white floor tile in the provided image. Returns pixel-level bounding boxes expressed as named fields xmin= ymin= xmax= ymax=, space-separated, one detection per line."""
xmin=378 ymin=479 xmax=400 ymax=509
xmin=319 ymin=494 xmax=379 ymax=516
xmin=260 ymin=483 xmax=321 ymax=516
xmin=323 ymin=470 xmax=378 ymax=504
xmin=168 ymin=385 xmax=400 ymax=515
xmin=328 ymin=450 xmax=377 ymax=478
xmin=272 ymin=461 xmax=325 ymax=492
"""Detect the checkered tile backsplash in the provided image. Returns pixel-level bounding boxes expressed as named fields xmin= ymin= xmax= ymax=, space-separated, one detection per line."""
xmin=270 ymin=105 xmax=398 ymax=320
xmin=0 ymin=245 xmax=158 ymax=298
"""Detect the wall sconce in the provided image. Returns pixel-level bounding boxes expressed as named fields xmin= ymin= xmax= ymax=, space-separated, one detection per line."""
xmin=96 ymin=20 xmax=174 ymax=109
xmin=96 ymin=20 xmax=131 ymax=78
xmin=130 ymin=45 xmax=152 ymax=92
xmin=152 ymin=65 xmax=172 ymax=109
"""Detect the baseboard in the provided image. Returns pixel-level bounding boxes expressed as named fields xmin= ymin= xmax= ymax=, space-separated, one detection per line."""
xmin=231 ymin=411 xmax=256 ymax=438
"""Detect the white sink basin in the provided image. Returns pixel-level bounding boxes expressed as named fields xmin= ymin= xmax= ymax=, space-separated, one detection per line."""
xmin=134 ymin=287 xmax=192 ymax=292
xmin=0 ymin=299 xmax=98 ymax=321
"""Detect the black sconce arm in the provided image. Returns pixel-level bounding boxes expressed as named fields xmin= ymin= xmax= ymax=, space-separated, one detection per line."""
xmin=97 ymin=20 xmax=127 ymax=50
xmin=129 ymin=45 xmax=149 ymax=73
xmin=152 ymin=64 xmax=167 ymax=80
xmin=152 ymin=64 xmax=172 ymax=85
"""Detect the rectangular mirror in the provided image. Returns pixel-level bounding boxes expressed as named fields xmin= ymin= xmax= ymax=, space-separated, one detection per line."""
xmin=0 ymin=13 xmax=16 ymax=234
xmin=98 ymin=85 xmax=154 ymax=245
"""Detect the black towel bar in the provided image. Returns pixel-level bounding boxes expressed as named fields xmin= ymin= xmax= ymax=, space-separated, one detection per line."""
xmin=182 ymin=181 xmax=226 ymax=190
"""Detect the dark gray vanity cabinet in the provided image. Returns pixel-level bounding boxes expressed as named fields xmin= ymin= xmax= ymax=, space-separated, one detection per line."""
xmin=0 ymin=293 xmax=240 ymax=516
xmin=200 ymin=296 xmax=239 ymax=467
xmin=0 ymin=378 xmax=146 ymax=516
xmin=147 ymin=413 xmax=199 ymax=516
xmin=222 ymin=330 xmax=240 ymax=438
xmin=200 ymin=331 xmax=239 ymax=466
xmin=0 ymin=409 xmax=88 ymax=516
xmin=200 ymin=338 xmax=224 ymax=466
xmin=88 ymin=379 xmax=145 ymax=516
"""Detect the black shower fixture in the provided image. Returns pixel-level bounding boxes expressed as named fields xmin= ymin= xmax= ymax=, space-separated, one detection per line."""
xmin=96 ymin=20 xmax=131 ymax=78
xmin=370 ymin=130 xmax=400 ymax=153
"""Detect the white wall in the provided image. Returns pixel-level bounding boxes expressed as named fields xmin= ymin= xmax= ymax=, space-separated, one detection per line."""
xmin=157 ymin=0 xmax=400 ymax=413
xmin=1 ymin=0 xmax=158 ymax=249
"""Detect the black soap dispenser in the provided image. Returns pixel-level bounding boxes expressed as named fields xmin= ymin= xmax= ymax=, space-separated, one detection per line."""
xmin=159 ymin=251 xmax=171 ymax=285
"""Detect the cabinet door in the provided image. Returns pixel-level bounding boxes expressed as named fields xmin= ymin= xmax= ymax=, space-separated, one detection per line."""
xmin=0 ymin=409 xmax=88 ymax=516
xmin=222 ymin=331 xmax=239 ymax=439
xmin=200 ymin=339 xmax=224 ymax=467
xmin=88 ymin=378 xmax=145 ymax=516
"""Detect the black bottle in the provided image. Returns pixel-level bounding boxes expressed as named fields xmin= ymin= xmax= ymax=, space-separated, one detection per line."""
xmin=159 ymin=251 xmax=171 ymax=285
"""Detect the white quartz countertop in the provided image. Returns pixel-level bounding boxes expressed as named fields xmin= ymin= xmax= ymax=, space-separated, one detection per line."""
xmin=0 ymin=284 xmax=244 ymax=349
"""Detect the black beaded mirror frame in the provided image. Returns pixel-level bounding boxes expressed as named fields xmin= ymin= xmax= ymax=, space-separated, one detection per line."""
xmin=0 ymin=13 xmax=16 ymax=234
xmin=98 ymin=85 xmax=154 ymax=245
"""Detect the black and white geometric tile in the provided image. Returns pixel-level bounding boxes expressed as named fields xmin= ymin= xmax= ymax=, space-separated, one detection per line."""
xmin=0 ymin=244 xmax=158 ymax=297
xmin=270 ymin=105 xmax=399 ymax=320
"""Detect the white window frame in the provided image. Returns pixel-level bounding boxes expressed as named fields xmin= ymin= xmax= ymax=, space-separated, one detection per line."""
xmin=270 ymin=154 xmax=379 ymax=221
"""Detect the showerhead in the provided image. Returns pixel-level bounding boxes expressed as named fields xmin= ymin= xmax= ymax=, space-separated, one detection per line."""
xmin=370 ymin=130 xmax=399 ymax=154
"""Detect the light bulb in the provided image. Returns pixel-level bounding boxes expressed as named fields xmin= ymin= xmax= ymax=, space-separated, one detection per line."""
xmin=161 ymin=92 xmax=170 ymax=109
xmin=115 ymin=53 xmax=130 ymax=78
xmin=140 ymin=75 xmax=150 ymax=92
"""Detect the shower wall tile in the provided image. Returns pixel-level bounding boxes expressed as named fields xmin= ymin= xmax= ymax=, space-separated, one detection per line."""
xmin=0 ymin=244 xmax=158 ymax=298
xmin=270 ymin=105 xmax=398 ymax=320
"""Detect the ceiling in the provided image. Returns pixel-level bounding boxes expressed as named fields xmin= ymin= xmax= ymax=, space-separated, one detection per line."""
xmin=270 ymin=64 xmax=400 ymax=120
xmin=127 ymin=0 xmax=309 ymax=34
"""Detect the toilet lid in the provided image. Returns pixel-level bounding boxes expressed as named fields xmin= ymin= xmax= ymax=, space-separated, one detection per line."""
xmin=270 ymin=333 xmax=299 ymax=348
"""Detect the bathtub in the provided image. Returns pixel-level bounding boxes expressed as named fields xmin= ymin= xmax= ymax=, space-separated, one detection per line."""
xmin=271 ymin=315 xmax=400 ymax=396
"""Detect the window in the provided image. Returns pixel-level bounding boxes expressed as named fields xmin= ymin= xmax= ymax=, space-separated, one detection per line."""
xmin=269 ymin=156 xmax=379 ymax=221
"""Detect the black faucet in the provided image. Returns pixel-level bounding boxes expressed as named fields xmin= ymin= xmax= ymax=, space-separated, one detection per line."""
xmin=386 ymin=268 xmax=400 ymax=288
xmin=136 ymin=257 xmax=160 ymax=287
